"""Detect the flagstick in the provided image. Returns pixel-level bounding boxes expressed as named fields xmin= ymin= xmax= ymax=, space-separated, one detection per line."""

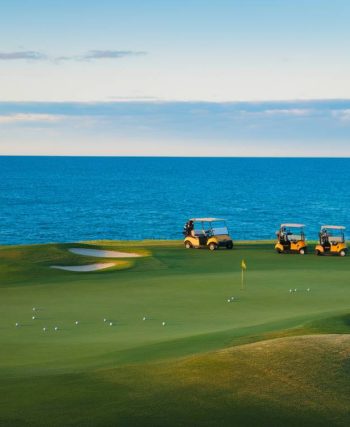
xmin=241 ymin=268 xmax=244 ymax=290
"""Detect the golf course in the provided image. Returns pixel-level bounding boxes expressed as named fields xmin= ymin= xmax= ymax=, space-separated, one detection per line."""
xmin=1 ymin=240 xmax=350 ymax=427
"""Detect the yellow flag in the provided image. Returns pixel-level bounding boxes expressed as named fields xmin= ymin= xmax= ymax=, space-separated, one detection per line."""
xmin=241 ymin=259 xmax=247 ymax=270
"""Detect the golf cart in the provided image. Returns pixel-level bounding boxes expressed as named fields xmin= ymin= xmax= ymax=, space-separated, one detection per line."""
xmin=275 ymin=223 xmax=307 ymax=254
xmin=183 ymin=218 xmax=233 ymax=250
xmin=315 ymin=225 xmax=347 ymax=256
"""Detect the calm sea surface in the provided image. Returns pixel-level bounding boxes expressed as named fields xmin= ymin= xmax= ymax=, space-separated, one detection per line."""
xmin=1 ymin=157 xmax=349 ymax=244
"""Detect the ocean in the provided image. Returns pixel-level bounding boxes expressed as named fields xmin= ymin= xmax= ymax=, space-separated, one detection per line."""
xmin=1 ymin=156 xmax=349 ymax=245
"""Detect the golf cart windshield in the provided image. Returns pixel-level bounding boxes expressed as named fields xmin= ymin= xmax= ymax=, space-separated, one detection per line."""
xmin=192 ymin=219 xmax=229 ymax=237
xmin=210 ymin=221 xmax=229 ymax=236
xmin=320 ymin=227 xmax=345 ymax=243
xmin=281 ymin=226 xmax=305 ymax=241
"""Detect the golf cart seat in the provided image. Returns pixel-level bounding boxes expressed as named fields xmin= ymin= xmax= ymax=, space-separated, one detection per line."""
xmin=192 ymin=230 xmax=205 ymax=237
xmin=190 ymin=229 xmax=207 ymax=245
xmin=329 ymin=236 xmax=343 ymax=243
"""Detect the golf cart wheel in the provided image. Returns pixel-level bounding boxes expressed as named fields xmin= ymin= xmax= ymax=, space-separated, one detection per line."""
xmin=184 ymin=241 xmax=192 ymax=249
xmin=299 ymin=248 xmax=305 ymax=255
xmin=315 ymin=249 xmax=321 ymax=256
xmin=226 ymin=242 xmax=233 ymax=250
xmin=276 ymin=249 xmax=282 ymax=254
xmin=208 ymin=242 xmax=217 ymax=251
xmin=339 ymin=250 xmax=346 ymax=257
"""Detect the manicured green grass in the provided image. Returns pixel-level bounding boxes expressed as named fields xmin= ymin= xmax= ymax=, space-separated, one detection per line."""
xmin=1 ymin=241 xmax=350 ymax=426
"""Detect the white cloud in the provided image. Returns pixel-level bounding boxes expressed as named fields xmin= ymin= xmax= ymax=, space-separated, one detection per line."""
xmin=0 ymin=51 xmax=47 ymax=60
xmin=0 ymin=113 xmax=63 ymax=124
xmin=331 ymin=109 xmax=350 ymax=122
xmin=240 ymin=108 xmax=313 ymax=118
xmin=82 ymin=50 xmax=146 ymax=60
xmin=55 ymin=50 xmax=147 ymax=63
xmin=0 ymin=50 xmax=146 ymax=65
xmin=264 ymin=108 xmax=312 ymax=116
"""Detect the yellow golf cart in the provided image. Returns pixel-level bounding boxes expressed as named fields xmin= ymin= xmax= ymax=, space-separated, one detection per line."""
xmin=275 ymin=223 xmax=307 ymax=254
xmin=315 ymin=225 xmax=347 ymax=256
xmin=183 ymin=218 xmax=233 ymax=250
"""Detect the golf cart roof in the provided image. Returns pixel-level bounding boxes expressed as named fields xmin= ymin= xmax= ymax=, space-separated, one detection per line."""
xmin=321 ymin=225 xmax=346 ymax=230
xmin=190 ymin=218 xmax=225 ymax=222
xmin=281 ymin=223 xmax=305 ymax=228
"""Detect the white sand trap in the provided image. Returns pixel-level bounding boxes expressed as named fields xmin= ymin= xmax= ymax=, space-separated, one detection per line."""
xmin=69 ymin=248 xmax=142 ymax=258
xmin=51 ymin=263 xmax=115 ymax=272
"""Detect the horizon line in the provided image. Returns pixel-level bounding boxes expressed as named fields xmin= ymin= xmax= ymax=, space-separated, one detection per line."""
xmin=1 ymin=155 xmax=350 ymax=159
xmin=2 ymin=97 xmax=350 ymax=105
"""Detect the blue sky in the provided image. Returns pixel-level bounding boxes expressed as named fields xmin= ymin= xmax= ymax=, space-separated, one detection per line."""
xmin=0 ymin=0 xmax=350 ymax=155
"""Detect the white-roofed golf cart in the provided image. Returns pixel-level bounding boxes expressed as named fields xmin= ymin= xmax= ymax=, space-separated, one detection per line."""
xmin=315 ymin=225 xmax=347 ymax=256
xmin=183 ymin=218 xmax=233 ymax=250
xmin=275 ymin=223 xmax=307 ymax=254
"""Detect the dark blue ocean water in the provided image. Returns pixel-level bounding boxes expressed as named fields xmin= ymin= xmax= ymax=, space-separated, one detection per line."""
xmin=1 ymin=157 xmax=349 ymax=245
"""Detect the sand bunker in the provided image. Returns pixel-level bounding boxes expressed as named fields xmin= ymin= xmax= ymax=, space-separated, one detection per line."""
xmin=69 ymin=248 xmax=142 ymax=258
xmin=51 ymin=263 xmax=115 ymax=272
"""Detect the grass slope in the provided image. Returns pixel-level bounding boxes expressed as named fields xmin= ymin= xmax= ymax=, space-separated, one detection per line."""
xmin=0 ymin=241 xmax=350 ymax=426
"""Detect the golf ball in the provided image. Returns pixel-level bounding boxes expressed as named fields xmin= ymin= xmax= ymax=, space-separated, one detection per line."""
xmin=75 ymin=321 xmax=79 ymax=325
xmin=143 ymin=317 xmax=146 ymax=321
xmin=15 ymin=322 xmax=19 ymax=327
xmin=307 ymin=288 xmax=310 ymax=292
xmin=109 ymin=322 xmax=113 ymax=326
xmin=289 ymin=289 xmax=292 ymax=293
xmin=54 ymin=326 xmax=58 ymax=331
xmin=32 ymin=316 xmax=36 ymax=320
xmin=103 ymin=318 xmax=107 ymax=322
xmin=162 ymin=321 xmax=166 ymax=326
xmin=294 ymin=289 xmax=297 ymax=292
xmin=43 ymin=327 xmax=47 ymax=332
xmin=32 ymin=307 xmax=36 ymax=311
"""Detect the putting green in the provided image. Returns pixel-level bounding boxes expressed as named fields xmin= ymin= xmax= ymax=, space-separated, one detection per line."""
xmin=1 ymin=241 xmax=350 ymax=426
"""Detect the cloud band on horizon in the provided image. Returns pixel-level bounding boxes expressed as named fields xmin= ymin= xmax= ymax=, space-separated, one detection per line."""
xmin=0 ymin=99 xmax=350 ymax=157
xmin=0 ymin=49 xmax=147 ymax=62
xmin=0 ymin=51 xmax=47 ymax=60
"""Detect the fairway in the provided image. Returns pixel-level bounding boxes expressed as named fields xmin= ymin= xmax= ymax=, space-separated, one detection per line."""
xmin=1 ymin=241 xmax=350 ymax=426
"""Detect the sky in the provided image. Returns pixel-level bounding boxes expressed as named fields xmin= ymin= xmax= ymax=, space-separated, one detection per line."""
xmin=0 ymin=0 xmax=350 ymax=156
